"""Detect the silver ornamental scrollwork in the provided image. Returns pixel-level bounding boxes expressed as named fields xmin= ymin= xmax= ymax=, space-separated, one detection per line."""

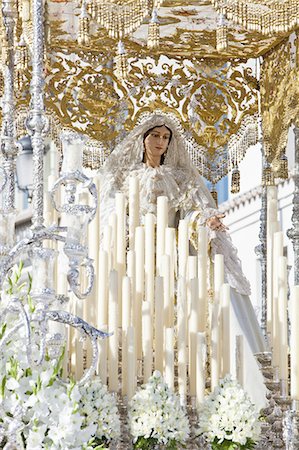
xmin=287 ymin=126 xmax=299 ymax=285
xmin=50 ymin=172 xmax=98 ymax=222
xmin=1 ymin=0 xmax=19 ymax=214
xmin=67 ymin=256 xmax=95 ymax=300
xmin=46 ymin=310 xmax=111 ymax=385
xmin=0 ymin=295 xmax=111 ymax=385
xmin=25 ymin=0 xmax=49 ymax=229
xmin=0 ymin=167 xmax=8 ymax=194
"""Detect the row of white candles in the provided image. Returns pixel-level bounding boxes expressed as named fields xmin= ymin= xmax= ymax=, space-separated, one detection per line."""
xmin=41 ymin=145 xmax=299 ymax=403
xmin=72 ymin=171 xmax=236 ymax=402
xmin=41 ymin=161 xmax=247 ymax=402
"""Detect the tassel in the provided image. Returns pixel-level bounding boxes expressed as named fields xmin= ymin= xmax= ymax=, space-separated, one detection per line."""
xmin=16 ymin=35 xmax=29 ymax=71
xmin=216 ymin=13 xmax=228 ymax=52
xmin=115 ymin=40 xmax=128 ymax=80
xmin=147 ymin=9 xmax=159 ymax=49
xmin=15 ymin=70 xmax=24 ymax=91
xmin=277 ymin=152 xmax=289 ymax=179
xmin=78 ymin=1 xmax=91 ymax=46
xmin=231 ymin=167 xmax=240 ymax=194
xmin=210 ymin=186 xmax=218 ymax=207
xmin=262 ymin=162 xmax=274 ymax=186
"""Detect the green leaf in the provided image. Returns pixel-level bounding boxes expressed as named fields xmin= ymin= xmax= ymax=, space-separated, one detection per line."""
xmin=28 ymin=273 xmax=32 ymax=294
xmin=27 ymin=294 xmax=35 ymax=313
xmin=8 ymin=356 xmax=19 ymax=379
xmin=0 ymin=323 xmax=7 ymax=340
xmin=48 ymin=346 xmax=65 ymax=387
xmin=1 ymin=376 xmax=7 ymax=397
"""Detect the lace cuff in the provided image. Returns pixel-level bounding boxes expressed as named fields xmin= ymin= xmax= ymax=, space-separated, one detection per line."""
xmin=186 ymin=210 xmax=251 ymax=296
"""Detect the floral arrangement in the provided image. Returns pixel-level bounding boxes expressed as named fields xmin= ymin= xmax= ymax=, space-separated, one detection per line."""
xmin=128 ymin=370 xmax=190 ymax=449
xmin=79 ymin=378 xmax=121 ymax=449
xmin=0 ymin=264 xmax=120 ymax=449
xmin=197 ymin=375 xmax=261 ymax=450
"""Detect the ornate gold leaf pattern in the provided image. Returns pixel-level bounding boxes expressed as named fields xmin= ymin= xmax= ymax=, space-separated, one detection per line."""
xmin=260 ymin=33 xmax=299 ymax=167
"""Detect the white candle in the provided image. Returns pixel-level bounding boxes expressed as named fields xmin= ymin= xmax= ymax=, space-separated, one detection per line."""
xmin=214 ymin=254 xmax=224 ymax=300
xmin=290 ymin=286 xmax=299 ymax=400
xmin=178 ymin=219 xmax=189 ymax=278
xmin=98 ymin=324 xmax=108 ymax=385
xmin=97 ymin=250 xmax=108 ymax=328
xmin=187 ymin=256 xmax=197 ymax=280
xmin=211 ymin=300 xmax=220 ymax=391
xmin=187 ymin=256 xmax=197 ymax=340
xmin=61 ymin=143 xmax=83 ymax=173
xmin=221 ymin=283 xmax=231 ymax=377
xmin=189 ymin=277 xmax=199 ymax=396
xmin=165 ymin=227 xmax=176 ymax=325
xmin=115 ymin=192 xmax=126 ymax=327
xmin=161 ymin=254 xmax=171 ymax=328
xmin=102 ymin=224 xmax=112 ymax=269
xmin=198 ymin=226 xmax=208 ymax=257
xmin=127 ymin=325 xmax=136 ymax=400
xmin=145 ymin=214 xmax=155 ymax=310
xmin=278 ymin=256 xmax=288 ymax=381
xmin=108 ymin=213 xmax=117 ymax=270
xmin=177 ymin=277 xmax=187 ymax=405
xmin=156 ymin=196 xmax=168 ymax=275
xmin=196 ymin=332 xmax=206 ymax=407
xmin=135 ymin=226 xmax=145 ymax=359
xmin=272 ymin=231 xmax=284 ymax=368
xmin=198 ymin=227 xmax=208 ymax=332
xmin=164 ymin=327 xmax=174 ymax=391
xmin=115 ymin=192 xmax=126 ymax=270
xmin=142 ymin=301 xmax=153 ymax=382
xmin=108 ymin=270 xmax=118 ymax=392
xmin=127 ymin=250 xmax=136 ymax=328
xmin=266 ymin=186 xmax=278 ymax=338
xmin=122 ymin=276 xmax=132 ymax=395
xmin=154 ymin=276 xmax=164 ymax=373
xmin=129 ymin=176 xmax=140 ymax=250
xmin=122 ymin=276 xmax=131 ymax=330
xmin=236 ymin=335 xmax=244 ymax=387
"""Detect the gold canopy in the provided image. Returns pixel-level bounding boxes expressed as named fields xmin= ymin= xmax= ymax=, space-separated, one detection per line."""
xmin=1 ymin=0 xmax=299 ymax=184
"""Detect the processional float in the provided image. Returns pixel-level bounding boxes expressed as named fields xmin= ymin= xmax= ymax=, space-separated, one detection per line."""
xmin=1 ymin=0 xmax=299 ymax=449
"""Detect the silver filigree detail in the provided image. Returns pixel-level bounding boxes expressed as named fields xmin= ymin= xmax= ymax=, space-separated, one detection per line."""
xmin=25 ymin=0 xmax=49 ymax=229
xmin=1 ymin=0 xmax=19 ymax=214
xmin=50 ymin=171 xmax=98 ymax=222
xmin=284 ymin=400 xmax=299 ymax=449
xmin=60 ymin=130 xmax=88 ymax=146
xmin=46 ymin=310 xmax=111 ymax=385
xmin=287 ymin=126 xmax=299 ymax=285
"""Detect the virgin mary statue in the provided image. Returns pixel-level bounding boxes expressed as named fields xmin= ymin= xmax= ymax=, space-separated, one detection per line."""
xmin=98 ymin=112 xmax=267 ymax=406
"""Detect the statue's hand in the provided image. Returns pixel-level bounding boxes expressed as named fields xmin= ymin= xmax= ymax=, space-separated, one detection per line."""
xmin=206 ymin=213 xmax=228 ymax=232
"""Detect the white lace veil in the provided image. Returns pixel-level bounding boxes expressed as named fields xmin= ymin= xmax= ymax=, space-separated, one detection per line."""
xmin=99 ymin=112 xmax=216 ymax=209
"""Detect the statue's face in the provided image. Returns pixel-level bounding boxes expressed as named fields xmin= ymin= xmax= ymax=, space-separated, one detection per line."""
xmin=144 ymin=126 xmax=171 ymax=161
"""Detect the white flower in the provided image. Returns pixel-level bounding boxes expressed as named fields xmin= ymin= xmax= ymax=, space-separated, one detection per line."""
xmin=197 ymin=374 xmax=261 ymax=446
xmin=79 ymin=377 xmax=121 ymax=443
xmin=128 ymin=371 xmax=189 ymax=446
